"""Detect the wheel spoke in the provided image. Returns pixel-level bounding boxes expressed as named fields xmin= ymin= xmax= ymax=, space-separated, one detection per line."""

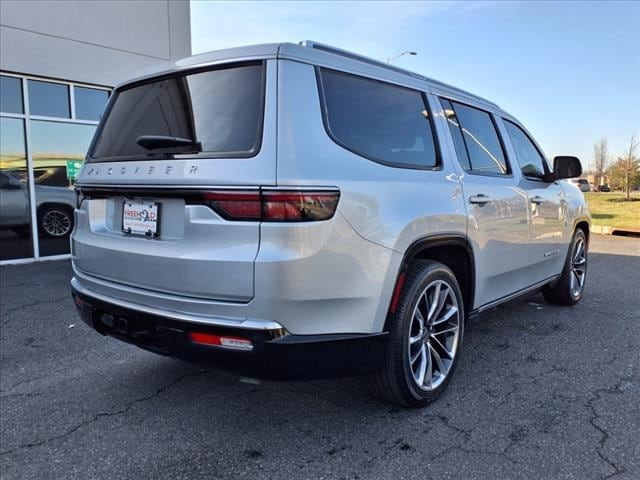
xmin=414 ymin=308 xmax=425 ymax=331
xmin=422 ymin=346 xmax=432 ymax=388
xmin=572 ymin=240 xmax=584 ymax=263
xmin=409 ymin=307 xmax=425 ymax=345
xmin=426 ymin=283 xmax=441 ymax=321
xmin=410 ymin=344 xmax=423 ymax=364
xmin=432 ymin=324 xmax=458 ymax=336
xmin=432 ymin=305 xmax=457 ymax=326
xmin=409 ymin=332 xmax=422 ymax=345
xmin=416 ymin=345 xmax=428 ymax=386
xmin=433 ymin=286 xmax=449 ymax=324
xmin=429 ymin=343 xmax=445 ymax=374
xmin=430 ymin=335 xmax=452 ymax=359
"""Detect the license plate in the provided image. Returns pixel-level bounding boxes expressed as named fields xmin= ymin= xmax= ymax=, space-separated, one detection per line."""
xmin=122 ymin=200 xmax=160 ymax=237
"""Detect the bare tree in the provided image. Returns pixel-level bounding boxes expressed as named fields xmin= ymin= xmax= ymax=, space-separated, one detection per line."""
xmin=593 ymin=137 xmax=609 ymax=188
xmin=618 ymin=134 xmax=639 ymax=200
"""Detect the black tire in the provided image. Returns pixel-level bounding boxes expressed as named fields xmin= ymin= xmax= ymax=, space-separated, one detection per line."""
xmin=38 ymin=205 xmax=74 ymax=239
xmin=369 ymin=260 xmax=465 ymax=407
xmin=542 ymin=229 xmax=587 ymax=306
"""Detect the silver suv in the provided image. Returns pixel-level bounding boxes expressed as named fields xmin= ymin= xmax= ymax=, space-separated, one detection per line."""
xmin=71 ymin=42 xmax=590 ymax=407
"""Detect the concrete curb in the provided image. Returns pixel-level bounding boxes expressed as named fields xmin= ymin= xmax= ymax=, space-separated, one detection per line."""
xmin=592 ymin=225 xmax=614 ymax=235
xmin=592 ymin=225 xmax=640 ymax=237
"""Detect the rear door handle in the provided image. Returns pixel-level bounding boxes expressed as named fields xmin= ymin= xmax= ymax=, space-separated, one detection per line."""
xmin=531 ymin=196 xmax=544 ymax=205
xmin=469 ymin=194 xmax=492 ymax=205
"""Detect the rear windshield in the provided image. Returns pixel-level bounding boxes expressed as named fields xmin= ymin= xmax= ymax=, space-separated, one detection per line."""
xmin=88 ymin=62 xmax=265 ymax=162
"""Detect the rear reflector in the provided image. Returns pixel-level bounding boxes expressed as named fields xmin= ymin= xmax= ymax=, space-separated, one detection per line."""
xmin=389 ymin=272 xmax=406 ymax=314
xmin=200 ymin=189 xmax=339 ymax=222
xmin=188 ymin=332 xmax=253 ymax=351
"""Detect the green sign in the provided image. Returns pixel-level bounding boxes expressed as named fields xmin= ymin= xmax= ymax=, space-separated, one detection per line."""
xmin=66 ymin=160 xmax=83 ymax=180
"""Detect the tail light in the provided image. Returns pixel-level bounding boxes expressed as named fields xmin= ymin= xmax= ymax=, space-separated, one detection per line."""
xmin=201 ymin=189 xmax=340 ymax=222
xmin=202 ymin=191 xmax=262 ymax=221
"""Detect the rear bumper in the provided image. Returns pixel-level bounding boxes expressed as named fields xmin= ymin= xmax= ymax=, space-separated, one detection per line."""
xmin=71 ymin=286 xmax=387 ymax=380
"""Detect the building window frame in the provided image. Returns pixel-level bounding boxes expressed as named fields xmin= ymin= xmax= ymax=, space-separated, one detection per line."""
xmin=0 ymin=71 xmax=110 ymax=264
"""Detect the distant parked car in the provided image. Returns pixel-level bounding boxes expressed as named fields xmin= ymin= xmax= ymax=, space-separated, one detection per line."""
xmin=0 ymin=171 xmax=76 ymax=238
xmin=569 ymin=178 xmax=590 ymax=192
xmin=597 ymin=184 xmax=611 ymax=192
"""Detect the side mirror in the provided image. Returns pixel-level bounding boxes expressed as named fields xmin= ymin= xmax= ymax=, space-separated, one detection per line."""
xmin=552 ymin=156 xmax=582 ymax=180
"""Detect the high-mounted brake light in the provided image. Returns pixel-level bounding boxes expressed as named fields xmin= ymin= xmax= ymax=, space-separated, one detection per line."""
xmin=200 ymin=189 xmax=340 ymax=222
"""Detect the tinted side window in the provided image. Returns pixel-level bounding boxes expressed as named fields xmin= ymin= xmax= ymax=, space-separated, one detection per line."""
xmin=442 ymin=99 xmax=508 ymax=175
xmin=440 ymin=98 xmax=470 ymax=171
xmin=319 ymin=68 xmax=437 ymax=168
xmin=503 ymin=120 xmax=547 ymax=178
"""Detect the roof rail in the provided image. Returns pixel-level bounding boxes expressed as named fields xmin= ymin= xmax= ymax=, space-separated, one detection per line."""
xmin=298 ymin=40 xmax=501 ymax=111
xmin=299 ymin=40 xmax=427 ymax=81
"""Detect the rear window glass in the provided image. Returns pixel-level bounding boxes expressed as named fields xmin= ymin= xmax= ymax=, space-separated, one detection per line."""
xmin=89 ymin=62 xmax=264 ymax=161
xmin=318 ymin=68 xmax=438 ymax=169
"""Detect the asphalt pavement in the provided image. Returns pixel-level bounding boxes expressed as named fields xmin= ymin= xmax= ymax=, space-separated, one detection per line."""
xmin=1 ymin=234 xmax=639 ymax=480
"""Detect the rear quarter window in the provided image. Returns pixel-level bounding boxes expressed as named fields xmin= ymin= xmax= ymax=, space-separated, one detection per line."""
xmin=318 ymin=68 xmax=438 ymax=169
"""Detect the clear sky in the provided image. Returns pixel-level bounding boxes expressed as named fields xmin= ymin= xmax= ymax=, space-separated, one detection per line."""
xmin=191 ymin=0 xmax=640 ymax=169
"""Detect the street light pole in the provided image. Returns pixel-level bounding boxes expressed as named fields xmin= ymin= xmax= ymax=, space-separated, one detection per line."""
xmin=386 ymin=51 xmax=417 ymax=64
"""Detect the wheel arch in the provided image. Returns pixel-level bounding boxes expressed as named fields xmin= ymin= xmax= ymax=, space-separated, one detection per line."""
xmin=575 ymin=219 xmax=589 ymax=238
xmin=37 ymin=201 xmax=74 ymax=216
xmin=574 ymin=219 xmax=590 ymax=249
xmin=384 ymin=234 xmax=475 ymax=331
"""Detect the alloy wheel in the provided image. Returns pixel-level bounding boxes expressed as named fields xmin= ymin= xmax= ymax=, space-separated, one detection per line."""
xmin=570 ymin=236 xmax=587 ymax=297
xmin=408 ymin=280 xmax=461 ymax=391
xmin=42 ymin=210 xmax=72 ymax=237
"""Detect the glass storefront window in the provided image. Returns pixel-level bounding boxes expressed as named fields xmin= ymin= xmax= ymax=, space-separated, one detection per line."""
xmin=1 ymin=72 xmax=106 ymax=262
xmin=0 ymin=117 xmax=33 ymax=260
xmin=30 ymin=120 xmax=96 ymax=256
xmin=75 ymin=87 xmax=109 ymax=121
xmin=28 ymin=80 xmax=70 ymax=118
xmin=1 ymin=76 xmax=23 ymax=114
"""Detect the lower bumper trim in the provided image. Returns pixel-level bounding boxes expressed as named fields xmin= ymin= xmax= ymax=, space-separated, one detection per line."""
xmin=72 ymin=286 xmax=387 ymax=380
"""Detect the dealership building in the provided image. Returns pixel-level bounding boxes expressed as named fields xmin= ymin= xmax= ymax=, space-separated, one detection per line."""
xmin=0 ymin=0 xmax=191 ymax=263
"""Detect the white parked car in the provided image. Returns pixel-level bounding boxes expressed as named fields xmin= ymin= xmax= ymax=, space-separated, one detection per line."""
xmin=0 ymin=171 xmax=76 ymax=238
xmin=71 ymin=42 xmax=590 ymax=407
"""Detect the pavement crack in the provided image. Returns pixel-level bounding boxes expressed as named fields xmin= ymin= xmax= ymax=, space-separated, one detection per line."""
xmin=0 ymin=392 xmax=42 ymax=399
xmin=1 ymin=374 xmax=50 ymax=394
xmin=496 ymin=365 xmax=566 ymax=406
xmin=584 ymin=366 xmax=634 ymax=479
xmin=0 ymin=369 xmax=208 ymax=457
